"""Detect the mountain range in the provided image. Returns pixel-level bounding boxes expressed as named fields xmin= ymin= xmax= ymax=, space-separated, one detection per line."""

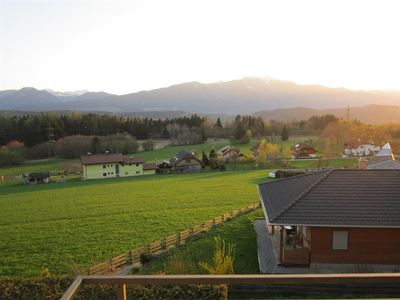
xmin=1 ymin=77 xmax=400 ymax=124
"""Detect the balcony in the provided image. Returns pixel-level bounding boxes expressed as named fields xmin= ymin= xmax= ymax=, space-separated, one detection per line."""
xmin=61 ymin=273 xmax=400 ymax=300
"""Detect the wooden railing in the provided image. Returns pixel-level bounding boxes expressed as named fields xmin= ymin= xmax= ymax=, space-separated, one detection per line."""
xmin=282 ymin=247 xmax=310 ymax=266
xmin=88 ymin=203 xmax=261 ymax=275
xmin=61 ymin=273 xmax=400 ymax=300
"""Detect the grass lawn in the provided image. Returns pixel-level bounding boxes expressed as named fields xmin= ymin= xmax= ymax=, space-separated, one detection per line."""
xmin=141 ymin=209 xmax=264 ymax=275
xmin=0 ymin=170 xmax=270 ymax=278
xmin=290 ymin=158 xmax=358 ymax=169
xmin=0 ymin=159 xmax=72 ymax=177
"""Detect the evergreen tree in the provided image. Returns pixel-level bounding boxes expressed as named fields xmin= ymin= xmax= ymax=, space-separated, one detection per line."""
xmin=209 ymin=148 xmax=219 ymax=170
xmin=91 ymin=136 xmax=101 ymax=154
xmin=281 ymin=126 xmax=289 ymax=141
xmin=209 ymin=148 xmax=217 ymax=159
xmin=202 ymin=151 xmax=209 ymax=167
xmin=215 ymin=117 xmax=223 ymax=128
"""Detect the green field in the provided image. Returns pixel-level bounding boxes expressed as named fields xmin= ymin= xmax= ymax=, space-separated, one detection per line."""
xmin=0 ymin=159 xmax=71 ymax=177
xmin=141 ymin=209 xmax=263 ymax=275
xmin=0 ymin=170 xmax=270 ymax=278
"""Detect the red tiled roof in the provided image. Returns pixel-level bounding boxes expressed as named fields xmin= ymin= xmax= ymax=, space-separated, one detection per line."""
xmin=80 ymin=153 xmax=124 ymax=165
xmin=124 ymin=157 xmax=145 ymax=164
xmin=143 ymin=163 xmax=158 ymax=170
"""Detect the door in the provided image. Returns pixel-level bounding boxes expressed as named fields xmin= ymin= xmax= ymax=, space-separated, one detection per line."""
xmin=115 ymin=164 xmax=120 ymax=177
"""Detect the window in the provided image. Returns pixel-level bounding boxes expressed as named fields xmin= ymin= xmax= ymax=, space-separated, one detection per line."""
xmin=186 ymin=159 xmax=191 ymax=163
xmin=136 ymin=163 xmax=139 ymax=167
xmin=136 ymin=171 xmax=140 ymax=174
xmin=108 ymin=172 xmax=110 ymax=175
xmin=103 ymin=165 xmax=106 ymax=169
xmin=125 ymin=172 xmax=129 ymax=175
xmin=332 ymin=231 xmax=348 ymax=250
xmin=103 ymin=173 xmax=106 ymax=176
xmin=110 ymin=164 xmax=113 ymax=167
xmin=111 ymin=172 xmax=113 ymax=175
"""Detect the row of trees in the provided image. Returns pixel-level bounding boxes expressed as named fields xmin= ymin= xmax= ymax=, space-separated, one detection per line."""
xmin=0 ymin=134 xmax=155 ymax=166
xmin=0 ymin=112 xmax=344 ymax=149
xmin=321 ymin=120 xmax=398 ymax=158
xmin=0 ymin=113 xmax=206 ymax=147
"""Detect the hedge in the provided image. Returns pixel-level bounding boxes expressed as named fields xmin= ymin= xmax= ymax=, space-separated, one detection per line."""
xmin=0 ymin=277 xmax=228 ymax=300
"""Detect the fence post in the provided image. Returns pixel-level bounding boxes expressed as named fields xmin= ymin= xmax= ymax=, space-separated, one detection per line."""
xmin=117 ymin=283 xmax=127 ymax=300
xmin=110 ymin=258 xmax=114 ymax=273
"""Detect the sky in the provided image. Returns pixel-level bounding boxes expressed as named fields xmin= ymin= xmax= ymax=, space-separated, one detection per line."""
xmin=1 ymin=0 xmax=400 ymax=95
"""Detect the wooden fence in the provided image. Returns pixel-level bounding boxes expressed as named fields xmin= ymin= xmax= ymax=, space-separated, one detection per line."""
xmin=88 ymin=202 xmax=261 ymax=275
xmin=61 ymin=273 xmax=400 ymax=300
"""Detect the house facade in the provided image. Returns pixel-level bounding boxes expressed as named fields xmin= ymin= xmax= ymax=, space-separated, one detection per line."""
xmin=81 ymin=153 xmax=155 ymax=180
xmin=258 ymin=169 xmax=400 ymax=267
xmin=343 ymin=142 xmax=380 ymax=157
xmin=292 ymin=144 xmax=317 ymax=159
xmin=218 ymin=146 xmax=243 ymax=162
xmin=169 ymin=150 xmax=202 ymax=172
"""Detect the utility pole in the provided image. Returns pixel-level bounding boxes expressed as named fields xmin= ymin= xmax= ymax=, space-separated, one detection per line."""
xmin=48 ymin=126 xmax=55 ymax=158
xmin=346 ymin=105 xmax=350 ymax=123
xmin=48 ymin=127 xmax=55 ymax=142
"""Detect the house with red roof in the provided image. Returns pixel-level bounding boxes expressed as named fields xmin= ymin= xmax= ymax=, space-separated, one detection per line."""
xmin=80 ymin=152 xmax=157 ymax=180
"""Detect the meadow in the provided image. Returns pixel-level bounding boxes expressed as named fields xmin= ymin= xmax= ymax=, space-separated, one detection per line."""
xmin=141 ymin=209 xmax=264 ymax=275
xmin=0 ymin=169 xmax=270 ymax=278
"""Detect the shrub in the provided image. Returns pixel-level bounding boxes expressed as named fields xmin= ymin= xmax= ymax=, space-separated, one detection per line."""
xmin=131 ymin=262 xmax=142 ymax=274
xmin=0 ymin=277 xmax=227 ymax=300
xmin=199 ymin=236 xmax=235 ymax=275
xmin=26 ymin=142 xmax=56 ymax=159
xmin=165 ymin=249 xmax=195 ymax=275
xmin=0 ymin=146 xmax=23 ymax=167
xmin=140 ymin=253 xmax=152 ymax=264
xmin=141 ymin=139 xmax=155 ymax=151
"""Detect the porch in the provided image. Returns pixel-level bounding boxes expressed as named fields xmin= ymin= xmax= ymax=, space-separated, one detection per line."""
xmin=269 ymin=223 xmax=310 ymax=266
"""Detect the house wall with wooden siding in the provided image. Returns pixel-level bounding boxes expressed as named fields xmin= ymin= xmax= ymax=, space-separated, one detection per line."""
xmin=174 ymin=158 xmax=201 ymax=172
xmin=310 ymin=227 xmax=400 ymax=264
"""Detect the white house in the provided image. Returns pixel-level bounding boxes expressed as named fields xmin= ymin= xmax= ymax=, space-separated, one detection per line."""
xmin=343 ymin=142 xmax=380 ymax=157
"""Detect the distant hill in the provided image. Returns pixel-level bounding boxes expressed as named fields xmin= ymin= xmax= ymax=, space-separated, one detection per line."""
xmin=0 ymin=88 xmax=116 ymax=110
xmin=0 ymin=87 xmax=61 ymax=110
xmin=253 ymin=105 xmax=400 ymax=124
xmin=1 ymin=77 xmax=400 ymax=115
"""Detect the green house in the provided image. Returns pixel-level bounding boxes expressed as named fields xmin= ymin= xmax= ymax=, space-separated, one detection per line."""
xmin=80 ymin=153 xmax=156 ymax=180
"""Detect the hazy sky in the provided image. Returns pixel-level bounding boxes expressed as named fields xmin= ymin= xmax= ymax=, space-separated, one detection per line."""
xmin=1 ymin=0 xmax=400 ymax=94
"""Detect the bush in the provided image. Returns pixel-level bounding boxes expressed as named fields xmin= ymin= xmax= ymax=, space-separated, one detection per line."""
xmin=55 ymin=135 xmax=92 ymax=159
xmin=140 ymin=253 xmax=152 ymax=264
xmin=141 ymin=139 xmax=155 ymax=151
xmin=165 ymin=249 xmax=195 ymax=275
xmin=199 ymin=236 xmax=235 ymax=275
xmin=131 ymin=262 xmax=142 ymax=274
xmin=26 ymin=142 xmax=56 ymax=159
xmin=0 ymin=277 xmax=227 ymax=300
xmin=274 ymin=170 xmax=305 ymax=179
xmin=0 ymin=147 xmax=23 ymax=167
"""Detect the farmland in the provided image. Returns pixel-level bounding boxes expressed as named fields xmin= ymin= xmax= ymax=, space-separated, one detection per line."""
xmin=0 ymin=169 xmax=270 ymax=278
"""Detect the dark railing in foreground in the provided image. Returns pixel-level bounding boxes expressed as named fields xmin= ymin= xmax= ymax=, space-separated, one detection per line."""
xmin=61 ymin=273 xmax=400 ymax=300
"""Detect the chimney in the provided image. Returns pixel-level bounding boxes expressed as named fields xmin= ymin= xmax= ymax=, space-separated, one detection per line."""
xmin=358 ymin=158 xmax=368 ymax=170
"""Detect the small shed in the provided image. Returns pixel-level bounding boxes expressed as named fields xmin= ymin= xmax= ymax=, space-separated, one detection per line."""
xmin=22 ymin=172 xmax=50 ymax=184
